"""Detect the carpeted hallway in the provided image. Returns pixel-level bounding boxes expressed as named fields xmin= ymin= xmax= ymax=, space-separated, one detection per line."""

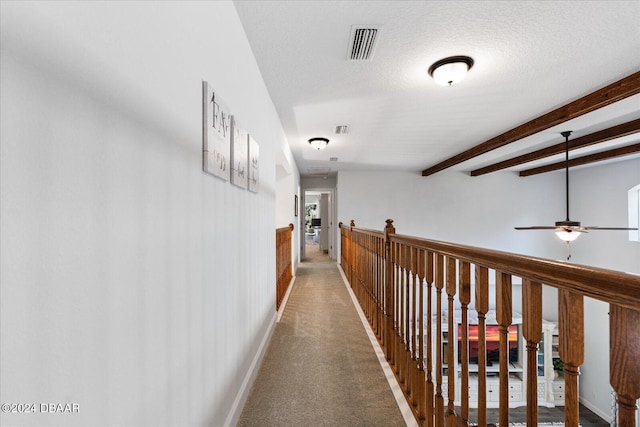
xmin=237 ymin=247 xmax=406 ymax=426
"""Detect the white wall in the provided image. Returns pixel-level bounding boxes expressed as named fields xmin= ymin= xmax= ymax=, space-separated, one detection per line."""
xmin=275 ymin=142 xmax=301 ymax=271
xmin=337 ymin=157 xmax=640 ymax=420
xmin=338 ymin=169 xmax=567 ymax=258
xmin=1 ymin=2 xmax=285 ymax=426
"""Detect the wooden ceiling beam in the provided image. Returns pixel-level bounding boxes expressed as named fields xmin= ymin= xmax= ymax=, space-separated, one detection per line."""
xmin=519 ymin=143 xmax=640 ymax=177
xmin=470 ymin=119 xmax=640 ymax=176
xmin=421 ymin=71 xmax=640 ymax=176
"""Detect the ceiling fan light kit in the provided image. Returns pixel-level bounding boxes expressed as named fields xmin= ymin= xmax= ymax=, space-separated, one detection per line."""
xmin=515 ymin=131 xmax=637 ymax=246
xmin=428 ymin=55 xmax=474 ymax=86
xmin=554 ymin=221 xmax=584 ymax=242
xmin=308 ymin=137 xmax=329 ymax=150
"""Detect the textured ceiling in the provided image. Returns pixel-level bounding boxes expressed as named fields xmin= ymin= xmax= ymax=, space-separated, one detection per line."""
xmin=234 ymin=1 xmax=640 ymax=177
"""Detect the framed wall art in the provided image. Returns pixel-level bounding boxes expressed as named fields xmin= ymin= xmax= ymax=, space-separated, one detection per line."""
xmin=248 ymin=135 xmax=259 ymax=193
xmin=230 ymin=115 xmax=248 ymax=189
xmin=202 ymin=81 xmax=231 ymax=181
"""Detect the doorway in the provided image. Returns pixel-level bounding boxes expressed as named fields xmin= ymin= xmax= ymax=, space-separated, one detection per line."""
xmin=302 ymin=189 xmax=336 ymax=262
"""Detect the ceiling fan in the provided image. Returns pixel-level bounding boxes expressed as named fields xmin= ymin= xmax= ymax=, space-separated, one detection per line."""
xmin=515 ymin=130 xmax=637 ymax=243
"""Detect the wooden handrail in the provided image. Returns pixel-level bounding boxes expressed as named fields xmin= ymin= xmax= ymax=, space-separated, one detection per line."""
xmin=390 ymin=233 xmax=640 ymax=311
xmin=276 ymin=223 xmax=294 ymax=311
xmin=339 ymin=219 xmax=640 ymax=427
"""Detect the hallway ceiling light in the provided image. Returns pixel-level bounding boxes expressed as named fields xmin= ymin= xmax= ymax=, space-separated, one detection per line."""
xmin=309 ymin=137 xmax=329 ymax=150
xmin=428 ymin=55 xmax=474 ymax=86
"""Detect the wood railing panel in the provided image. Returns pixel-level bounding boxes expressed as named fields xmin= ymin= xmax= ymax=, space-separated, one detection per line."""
xmin=275 ymin=223 xmax=294 ymax=310
xmin=338 ymin=219 xmax=640 ymax=427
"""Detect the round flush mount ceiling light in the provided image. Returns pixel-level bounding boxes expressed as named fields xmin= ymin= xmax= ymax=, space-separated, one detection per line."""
xmin=428 ymin=55 xmax=474 ymax=86
xmin=308 ymin=137 xmax=329 ymax=150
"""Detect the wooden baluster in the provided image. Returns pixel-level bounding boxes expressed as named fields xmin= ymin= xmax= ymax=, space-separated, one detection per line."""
xmin=610 ymin=304 xmax=640 ymax=427
xmin=426 ymin=251 xmax=435 ymax=427
xmin=395 ymin=241 xmax=402 ymax=375
xmin=496 ymin=271 xmax=512 ymax=427
xmin=459 ymin=261 xmax=471 ymax=426
xmin=558 ymin=289 xmax=584 ymax=427
xmin=371 ymin=237 xmax=375 ymax=332
xmin=406 ymin=245 xmax=413 ymax=397
xmin=446 ymin=257 xmax=458 ymax=427
xmin=364 ymin=235 xmax=368 ymax=321
xmin=384 ymin=220 xmax=395 ymax=365
xmin=399 ymin=244 xmax=407 ymax=386
xmin=411 ymin=246 xmax=419 ymax=407
xmin=367 ymin=236 xmax=372 ymax=329
xmin=368 ymin=236 xmax=372 ymax=322
xmin=378 ymin=238 xmax=381 ymax=338
xmin=417 ymin=248 xmax=427 ymax=422
xmin=435 ymin=254 xmax=445 ymax=427
xmin=522 ymin=279 xmax=542 ymax=427
xmin=396 ymin=242 xmax=402 ymax=380
xmin=375 ymin=236 xmax=379 ymax=338
xmin=350 ymin=220 xmax=355 ymax=287
xmin=475 ymin=265 xmax=489 ymax=427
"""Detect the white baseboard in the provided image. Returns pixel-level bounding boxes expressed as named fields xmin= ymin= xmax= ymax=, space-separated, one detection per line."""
xmin=277 ymin=276 xmax=296 ymax=322
xmin=579 ymin=395 xmax=612 ymax=424
xmin=224 ymin=310 xmax=278 ymax=427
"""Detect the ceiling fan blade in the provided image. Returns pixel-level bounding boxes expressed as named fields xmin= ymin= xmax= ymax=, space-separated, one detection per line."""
xmin=514 ymin=226 xmax=557 ymax=230
xmin=583 ymin=226 xmax=639 ymax=230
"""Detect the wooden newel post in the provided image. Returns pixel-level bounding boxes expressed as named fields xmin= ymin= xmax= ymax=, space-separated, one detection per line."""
xmin=559 ymin=289 xmax=584 ymax=427
xmin=384 ymin=219 xmax=396 ymax=364
xmin=522 ymin=279 xmax=543 ymax=427
xmin=610 ymin=304 xmax=640 ymax=427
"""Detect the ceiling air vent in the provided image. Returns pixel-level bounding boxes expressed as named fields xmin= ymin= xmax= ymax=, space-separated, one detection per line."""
xmin=329 ymin=157 xmax=339 ymax=162
xmin=347 ymin=25 xmax=381 ymax=61
xmin=335 ymin=125 xmax=349 ymax=134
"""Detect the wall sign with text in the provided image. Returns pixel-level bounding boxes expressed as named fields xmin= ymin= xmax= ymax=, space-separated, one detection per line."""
xmin=202 ymin=80 xmax=259 ymax=193
xmin=202 ymin=81 xmax=231 ymax=181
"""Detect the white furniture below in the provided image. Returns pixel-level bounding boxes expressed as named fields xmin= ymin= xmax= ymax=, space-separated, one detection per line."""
xmin=435 ymin=310 xmax=566 ymax=408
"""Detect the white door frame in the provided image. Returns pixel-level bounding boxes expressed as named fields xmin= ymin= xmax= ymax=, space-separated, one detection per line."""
xmin=301 ymin=187 xmax=336 ymax=260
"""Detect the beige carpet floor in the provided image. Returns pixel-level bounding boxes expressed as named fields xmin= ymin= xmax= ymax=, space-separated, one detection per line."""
xmin=237 ymin=247 xmax=406 ymax=426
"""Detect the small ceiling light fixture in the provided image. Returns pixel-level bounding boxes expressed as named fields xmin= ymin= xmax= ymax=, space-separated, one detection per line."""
xmin=308 ymin=137 xmax=329 ymax=150
xmin=428 ymin=55 xmax=474 ymax=86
